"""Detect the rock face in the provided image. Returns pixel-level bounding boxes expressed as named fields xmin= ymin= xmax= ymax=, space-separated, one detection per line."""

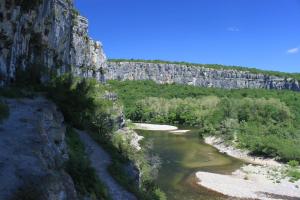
xmin=0 ymin=97 xmax=77 ymax=200
xmin=0 ymin=0 xmax=106 ymax=86
xmin=106 ymin=62 xmax=300 ymax=91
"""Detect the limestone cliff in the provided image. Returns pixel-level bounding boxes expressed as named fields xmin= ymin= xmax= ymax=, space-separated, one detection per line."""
xmin=0 ymin=0 xmax=106 ymax=86
xmin=0 ymin=97 xmax=77 ymax=200
xmin=106 ymin=61 xmax=300 ymax=91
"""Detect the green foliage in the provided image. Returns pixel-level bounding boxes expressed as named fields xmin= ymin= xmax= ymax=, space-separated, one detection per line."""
xmin=132 ymin=96 xmax=219 ymax=126
xmin=65 ymin=126 xmax=110 ymax=199
xmin=288 ymin=160 xmax=299 ymax=168
xmin=110 ymin=80 xmax=300 ymax=162
xmin=0 ymin=100 xmax=9 ymax=122
xmin=48 ymin=75 xmax=166 ymax=199
xmin=287 ymin=169 xmax=300 ymax=182
xmin=48 ymin=74 xmax=113 ymax=131
xmin=108 ymin=59 xmax=300 ymax=81
xmin=91 ymin=129 xmax=166 ymax=200
xmin=153 ymin=188 xmax=167 ymax=200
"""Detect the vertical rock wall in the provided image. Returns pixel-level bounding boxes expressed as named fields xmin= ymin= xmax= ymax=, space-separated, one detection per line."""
xmin=106 ymin=61 xmax=300 ymax=91
xmin=0 ymin=0 xmax=106 ymax=86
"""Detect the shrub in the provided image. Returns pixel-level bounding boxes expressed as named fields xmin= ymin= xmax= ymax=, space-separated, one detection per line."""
xmin=288 ymin=160 xmax=299 ymax=168
xmin=287 ymin=169 xmax=300 ymax=182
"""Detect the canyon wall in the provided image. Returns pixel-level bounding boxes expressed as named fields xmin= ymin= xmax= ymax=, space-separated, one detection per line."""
xmin=106 ymin=61 xmax=300 ymax=91
xmin=0 ymin=0 xmax=106 ymax=86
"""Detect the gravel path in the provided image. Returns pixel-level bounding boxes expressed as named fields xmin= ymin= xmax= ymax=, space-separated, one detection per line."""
xmin=77 ymin=130 xmax=137 ymax=200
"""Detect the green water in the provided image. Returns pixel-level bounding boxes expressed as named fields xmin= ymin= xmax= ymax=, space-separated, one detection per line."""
xmin=136 ymin=129 xmax=244 ymax=200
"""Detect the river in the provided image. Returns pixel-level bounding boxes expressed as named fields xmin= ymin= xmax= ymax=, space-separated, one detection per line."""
xmin=136 ymin=128 xmax=244 ymax=200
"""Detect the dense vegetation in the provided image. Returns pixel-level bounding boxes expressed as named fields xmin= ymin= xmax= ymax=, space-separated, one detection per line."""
xmin=65 ymin=126 xmax=109 ymax=199
xmin=108 ymin=59 xmax=300 ymax=81
xmin=109 ymin=80 xmax=300 ymax=162
xmin=48 ymin=75 xmax=166 ymax=200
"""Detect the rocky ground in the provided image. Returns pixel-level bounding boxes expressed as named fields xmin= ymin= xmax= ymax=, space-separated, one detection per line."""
xmin=0 ymin=97 xmax=77 ymax=200
xmin=77 ymin=130 xmax=137 ymax=200
xmin=204 ymin=136 xmax=281 ymax=166
xmin=196 ymin=136 xmax=300 ymax=200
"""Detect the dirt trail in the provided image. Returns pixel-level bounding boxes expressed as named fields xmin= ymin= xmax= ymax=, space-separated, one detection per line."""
xmin=77 ymin=130 xmax=137 ymax=200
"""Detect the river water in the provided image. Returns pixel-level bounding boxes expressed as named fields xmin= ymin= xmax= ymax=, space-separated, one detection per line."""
xmin=136 ymin=128 xmax=244 ymax=200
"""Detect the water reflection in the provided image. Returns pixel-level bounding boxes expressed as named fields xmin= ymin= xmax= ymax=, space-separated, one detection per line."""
xmin=137 ymin=129 xmax=244 ymax=200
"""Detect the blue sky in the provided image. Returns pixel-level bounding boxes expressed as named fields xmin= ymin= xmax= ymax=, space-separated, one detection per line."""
xmin=75 ymin=0 xmax=300 ymax=73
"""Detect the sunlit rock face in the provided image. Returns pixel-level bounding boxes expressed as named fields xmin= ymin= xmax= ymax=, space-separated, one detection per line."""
xmin=0 ymin=0 xmax=106 ymax=86
xmin=106 ymin=62 xmax=300 ymax=91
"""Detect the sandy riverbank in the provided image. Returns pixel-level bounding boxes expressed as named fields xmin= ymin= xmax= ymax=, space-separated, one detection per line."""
xmin=196 ymin=136 xmax=300 ymax=200
xmin=133 ymin=123 xmax=178 ymax=131
xmin=196 ymin=165 xmax=300 ymax=200
xmin=133 ymin=123 xmax=190 ymax=134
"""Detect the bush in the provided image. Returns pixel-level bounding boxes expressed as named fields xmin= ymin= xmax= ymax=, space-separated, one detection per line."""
xmin=287 ymin=169 xmax=300 ymax=182
xmin=153 ymin=188 xmax=167 ymax=200
xmin=48 ymin=75 xmax=112 ymax=131
xmin=288 ymin=160 xmax=299 ymax=168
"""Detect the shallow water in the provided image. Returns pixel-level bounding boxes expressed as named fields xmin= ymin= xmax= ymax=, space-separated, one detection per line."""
xmin=136 ymin=129 xmax=244 ymax=200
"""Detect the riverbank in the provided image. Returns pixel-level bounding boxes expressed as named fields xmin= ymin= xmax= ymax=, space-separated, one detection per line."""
xmin=204 ymin=136 xmax=281 ymax=167
xmin=196 ymin=165 xmax=300 ymax=200
xmin=196 ymin=136 xmax=300 ymax=200
xmin=133 ymin=123 xmax=190 ymax=134
xmin=133 ymin=123 xmax=178 ymax=131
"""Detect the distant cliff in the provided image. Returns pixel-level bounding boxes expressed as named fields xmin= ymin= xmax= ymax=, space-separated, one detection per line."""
xmin=0 ymin=0 xmax=106 ymax=86
xmin=106 ymin=61 xmax=300 ymax=91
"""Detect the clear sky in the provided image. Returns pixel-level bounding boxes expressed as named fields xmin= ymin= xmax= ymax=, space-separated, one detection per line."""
xmin=75 ymin=0 xmax=300 ymax=73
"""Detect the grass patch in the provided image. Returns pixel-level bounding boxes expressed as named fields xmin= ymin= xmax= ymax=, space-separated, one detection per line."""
xmin=65 ymin=126 xmax=110 ymax=200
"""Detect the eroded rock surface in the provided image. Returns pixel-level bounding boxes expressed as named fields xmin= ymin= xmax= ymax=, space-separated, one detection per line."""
xmin=0 ymin=0 xmax=106 ymax=86
xmin=0 ymin=97 xmax=77 ymax=200
xmin=107 ymin=61 xmax=300 ymax=91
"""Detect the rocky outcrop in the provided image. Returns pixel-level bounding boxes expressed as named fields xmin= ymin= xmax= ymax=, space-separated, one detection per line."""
xmin=106 ymin=62 xmax=300 ymax=91
xmin=0 ymin=97 xmax=77 ymax=200
xmin=0 ymin=0 xmax=106 ymax=86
